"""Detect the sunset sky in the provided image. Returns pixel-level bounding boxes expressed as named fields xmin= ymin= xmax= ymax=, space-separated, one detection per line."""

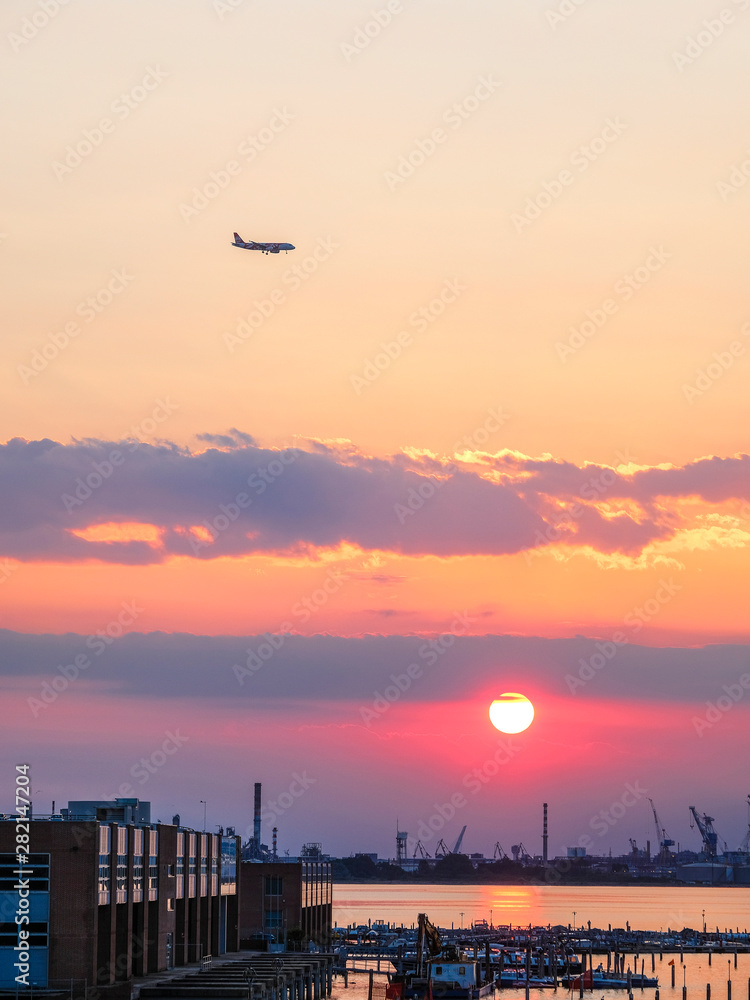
xmin=2 ymin=0 xmax=750 ymax=858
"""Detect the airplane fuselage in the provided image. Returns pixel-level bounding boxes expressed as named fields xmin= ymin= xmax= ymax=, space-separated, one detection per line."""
xmin=232 ymin=232 xmax=294 ymax=254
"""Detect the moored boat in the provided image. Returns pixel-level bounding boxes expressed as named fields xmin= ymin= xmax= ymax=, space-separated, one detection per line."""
xmin=388 ymin=914 xmax=497 ymax=1000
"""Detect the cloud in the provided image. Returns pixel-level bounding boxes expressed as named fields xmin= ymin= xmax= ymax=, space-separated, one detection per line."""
xmin=0 ymin=436 xmax=748 ymax=565
xmin=2 ymin=628 xmax=750 ymax=706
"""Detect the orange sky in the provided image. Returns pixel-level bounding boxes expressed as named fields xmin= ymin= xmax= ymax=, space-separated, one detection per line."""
xmin=2 ymin=0 xmax=749 ymax=853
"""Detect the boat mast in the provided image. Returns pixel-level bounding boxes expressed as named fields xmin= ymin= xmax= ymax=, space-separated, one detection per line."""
xmin=417 ymin=913 xmax=426 ymax=979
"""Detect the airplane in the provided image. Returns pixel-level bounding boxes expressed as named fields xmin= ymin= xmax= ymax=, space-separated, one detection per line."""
xmin=232 ymin=232 xmax=295 ymax=254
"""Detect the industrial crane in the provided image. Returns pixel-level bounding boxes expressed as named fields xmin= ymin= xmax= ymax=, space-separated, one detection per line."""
xmin=413 ymin=840 xmax=431 ymax=859
xmin=434 ymin=825 xmax=468 ymax=857
xmin=689 ymin=806 xmax=722 ymax=858
xmin=740 ymin=795 xmax=750 ymax=853
xmin=510 ymin=843 xmax=531 ymax=862
xmin=493 ymin=842 xmax=507 ymax=860
xmin=452 ymin=825 xmax=467 ymax=854
xmin=648 ymin=797 xmax=675 ymax=863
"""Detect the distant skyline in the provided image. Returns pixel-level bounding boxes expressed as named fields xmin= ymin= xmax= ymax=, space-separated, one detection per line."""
xmin=2 ymin=0 xmax=749 ymax=860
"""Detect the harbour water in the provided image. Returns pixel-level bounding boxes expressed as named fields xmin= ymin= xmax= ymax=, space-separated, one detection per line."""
xmin=331 ymin=884 xmax=750 ymax=1000
xmin=334 ymin=884 xmax=750 ymax=934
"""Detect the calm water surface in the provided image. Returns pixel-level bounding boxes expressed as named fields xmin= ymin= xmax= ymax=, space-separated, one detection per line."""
xmin=334 ymin=884 xmax=750 ymax=933
xmin=331 ymin=885 xmax=750 ymax=1000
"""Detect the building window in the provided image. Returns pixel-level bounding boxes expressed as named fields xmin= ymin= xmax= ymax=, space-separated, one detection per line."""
xmin=148 ymin=855 xmax=158 ymax=901
xmin=0 ymin=854 xmax=50 ymax=892
xmin=99 ymin=854 xmax=111 ymax=905
xmin=176 ymin=853 xmax=184 ymax=899
xmin=133 ymin=855 xmax=144 ymax=902
xmin=220 ymin=835 xmax=237 ymax=896
xmin=99 ymin=826 xmax=111 ymax=855
xmin=167 ymin=898 xmax=175 ymax=911
xmin=264 ymin=875 xmax=283 ymax=896
xmin=116 ymin=854 xmax=128 ymax=904
xmin=0 ymin=922 xmax=49 ymax=947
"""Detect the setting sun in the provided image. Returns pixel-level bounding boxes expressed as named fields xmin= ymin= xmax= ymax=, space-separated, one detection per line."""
xmin=489 ymin=693 xmax=535 ymax=734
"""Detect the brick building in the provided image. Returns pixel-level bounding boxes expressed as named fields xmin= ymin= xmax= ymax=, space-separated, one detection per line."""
xmin=0 ymin=799 xmax=240 ymax=991
xmin=239 ymin=860 xmax=332 ymax=948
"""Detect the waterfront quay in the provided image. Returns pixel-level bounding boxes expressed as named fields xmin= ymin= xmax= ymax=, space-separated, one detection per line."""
xmin=137 ymin=954 xmax=336 ymax=1000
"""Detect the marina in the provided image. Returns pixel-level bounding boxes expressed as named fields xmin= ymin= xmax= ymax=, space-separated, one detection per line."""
xmin=120 ymin=885 xmax=750 ymax=1000
xmin=331 ymin=950 xmax=750 ymax=1000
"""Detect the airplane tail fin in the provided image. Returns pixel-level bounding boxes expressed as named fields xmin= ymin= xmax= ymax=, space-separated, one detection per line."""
xmin=233 ymin=232 xmax=244 ymax=244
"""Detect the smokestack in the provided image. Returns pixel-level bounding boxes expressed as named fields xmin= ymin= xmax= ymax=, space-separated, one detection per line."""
xmin=543 ymin=802 xmax=548 ymax=864
xmin=253 ymin=782 xmax=262 ymax=844
xmin=272 ymin=826 xmax=278 ymax=859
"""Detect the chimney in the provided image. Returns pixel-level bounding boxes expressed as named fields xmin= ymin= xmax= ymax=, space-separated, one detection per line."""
xmin=254 ymin=782 xmax=262 ymax=844
xmin=543 ymin=803 xmax=548 ymax=864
